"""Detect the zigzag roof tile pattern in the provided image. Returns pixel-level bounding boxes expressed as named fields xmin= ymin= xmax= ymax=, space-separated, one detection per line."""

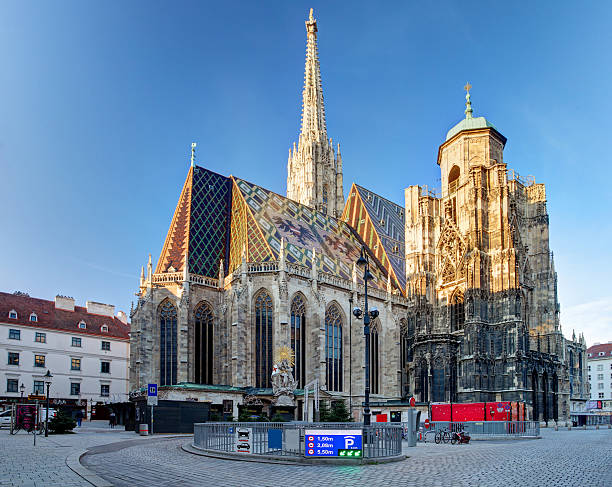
xmin=156 ymin=166 xmax=232 ymax=277
xmin=342 ymin=184 xmax=406 ymax=291
xmin=155 ymin=165 xmax=394 ymax=291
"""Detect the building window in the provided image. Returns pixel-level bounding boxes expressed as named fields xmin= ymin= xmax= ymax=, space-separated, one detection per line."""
xmin=588 ymin=365 xmax=591 ymax=371
xmin=72 ymin=337 xmax=82 ymax=347
xmin=599 ymin=393 xmax=605 ymax=399
xmin=70 ymin=382 xmax=80 ymax=395
xmin=7 ymin=378 xmax=19 ymax=393
xmin=194 ymin=302 xmax=214 ymax=385
xmin=290 ymin=294 xmax=306 ymax=388
xmin=34 ymin=355 xmax=45 ymax=368
xmin=33 ymin=381 xmax=44 ymax=394
xmin=597 ymin=364 xmax=603 ymax=371
xmin=8 ymin=310 xmax=17 ymax=319
xmin=597 ymin=374 xmax=604 ymax=380
xmin=451 ymin=291 xmax=465 ymax=331
xmin=254 ymin=291 xmax=273 ymax=388
xmin=325 ymin=303 xmax=343 ymax=392
xmin=8 ymin=352 xmax=19 ymax=365
xmin=101 ymin=325 xmax=108 ymax=333
xmin=9 ymin=329 xmax=20 ymax=340
xmin=29 ymin=313 xmax=37 ymax=322
xmin=100 ymin=384 xmax=110 ymax=397
xmin=369 ymin=320 xmax=380 ymax=394
xmin=598 ymin=383 xmax=604 ymax=390
xmin=101 ymin=361 xmax=110 ymax=374
xmin=71 ymin=358 xmax=81 ymax=370
xmin=159 ymin=300 xmax=177 ymax=386
xmin=101 ymin=341 xmax=111 ymax=351
xmin=599 ymin=352 xmax=605 ymax=356
xmin=78 ymin=321 xmax=86 ymax=329
xmin=35 ymin=332 xmax=46 ymax=343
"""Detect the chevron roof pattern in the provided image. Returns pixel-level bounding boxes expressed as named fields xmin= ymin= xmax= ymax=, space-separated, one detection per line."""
xmin=342 ymin=183 xmax=406 ymax=290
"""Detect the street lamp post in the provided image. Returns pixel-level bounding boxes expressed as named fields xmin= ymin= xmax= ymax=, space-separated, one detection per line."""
xmin=43 ymin=370 xmax=53 ymax=437
xmin=20 ymin=383 xmax=25 ymax=400
xmin=348 ymin=296 xmax=353 ymax=419
xmin=352 ymin=246 xmax=379 ymax=427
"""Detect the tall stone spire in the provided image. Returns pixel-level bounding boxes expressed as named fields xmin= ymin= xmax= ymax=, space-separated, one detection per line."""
xmin=301 ymin=8 xmax=327 ymax=143
xmin=287 ymin=9 xmax=344 ymax=218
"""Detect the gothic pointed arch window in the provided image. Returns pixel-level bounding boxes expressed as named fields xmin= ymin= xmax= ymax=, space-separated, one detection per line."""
xmin=448 ymin=165 xmax=460 ymax=222
xmin=194 ymin=301 xmax=214 ymax=384
xmin=369 ymin=319 xmax=380 ymax=394
xmin=254 ymin=290 xmax=273 ymax=388
xmin=325 ymin=303 xmax=343 ymax=392
xmin=159 ymin=300 xmax=178 ymax=386
xmin=451 ymin=290 xmax=465 ymax=331
xmin=322 ymin=185 xmax=329 ymax=214
xmin=290 ymin=294 xmax=306 ymax=387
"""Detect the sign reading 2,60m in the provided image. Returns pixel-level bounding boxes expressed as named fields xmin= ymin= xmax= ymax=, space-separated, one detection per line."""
xmin=304 ymin=429 xmax=363 ymax=457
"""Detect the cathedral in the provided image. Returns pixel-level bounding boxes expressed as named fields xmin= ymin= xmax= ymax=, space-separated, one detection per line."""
xmin=129 ymin=10 xmax=588 ymax=423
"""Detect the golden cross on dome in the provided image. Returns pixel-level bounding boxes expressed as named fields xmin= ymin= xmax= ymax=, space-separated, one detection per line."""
xmin=464 ymin=82 xmax=472 ymax=93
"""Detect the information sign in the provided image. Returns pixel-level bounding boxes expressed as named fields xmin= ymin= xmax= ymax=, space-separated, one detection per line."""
xmin=304 ymin=429 xmax=362 ymax=457
xmin=235 ymin=427 xmax=253 ymax=454
xmin=147 ymin=383 xmax=158 ymax=406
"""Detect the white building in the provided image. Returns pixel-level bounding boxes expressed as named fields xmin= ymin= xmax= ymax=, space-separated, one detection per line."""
xmin=0 ymin=291 xmax=130 ymax=416
xmin=586 ymin=342 xmax=612 ymax=424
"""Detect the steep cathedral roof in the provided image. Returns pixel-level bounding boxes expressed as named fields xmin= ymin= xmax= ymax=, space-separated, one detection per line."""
xmin=155 ymin=165 xmax=393 ymax=292
xmin=342 ymin=184 xmax=406 ymax=290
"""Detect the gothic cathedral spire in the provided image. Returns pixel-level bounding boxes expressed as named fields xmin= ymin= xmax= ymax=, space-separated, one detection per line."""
xmin=287 ymin=9 xmax=344 ymax=218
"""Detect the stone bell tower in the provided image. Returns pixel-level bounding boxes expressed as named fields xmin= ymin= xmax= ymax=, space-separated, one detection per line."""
xmin=287 ymin=8 xmax=344 ymax=218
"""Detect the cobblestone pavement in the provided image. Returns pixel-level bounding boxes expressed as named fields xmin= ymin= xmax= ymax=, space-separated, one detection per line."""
xmin=82 ymin=428 xmax=612 ymax=487
xmin=0 ymin=422 xmax=150 ymax=486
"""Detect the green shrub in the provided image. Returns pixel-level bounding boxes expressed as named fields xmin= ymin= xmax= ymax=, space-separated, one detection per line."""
xmin=49 ymin=411 xmax=77 ymax=434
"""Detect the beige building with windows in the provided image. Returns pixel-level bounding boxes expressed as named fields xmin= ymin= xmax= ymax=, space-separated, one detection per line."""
xmin=0 ymin=291 xmax=130 ymax=416
xmin=129 ymin=10 xmax=587 ymax=423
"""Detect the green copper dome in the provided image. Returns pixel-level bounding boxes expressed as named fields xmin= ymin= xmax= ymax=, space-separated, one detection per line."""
xmin=445 ymin=84 xmax=503 ymax=142
xmin=446 ymin=116 xmax=498 ymax=141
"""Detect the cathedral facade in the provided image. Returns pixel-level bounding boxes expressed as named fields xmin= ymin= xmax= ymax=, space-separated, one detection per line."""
xmin=129 ymin=10 xmax=588 ymax=423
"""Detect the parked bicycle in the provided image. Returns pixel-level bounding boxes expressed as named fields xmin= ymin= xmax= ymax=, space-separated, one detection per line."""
xmin=434 ymin=428 xmax=452 ymax=444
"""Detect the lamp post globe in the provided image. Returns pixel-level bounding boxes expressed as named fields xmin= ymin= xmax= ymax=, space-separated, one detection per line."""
xmin=19 ymin=383 xmax=25 ymax=400
xmin=43 ymin=370 xmax=53 ymax=437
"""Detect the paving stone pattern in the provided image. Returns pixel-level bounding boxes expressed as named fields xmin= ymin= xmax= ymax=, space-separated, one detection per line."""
xmin=0 ymin=422 xmax=143 ymax=487
xmin=82 ymin=429 xmax=612 ymax=487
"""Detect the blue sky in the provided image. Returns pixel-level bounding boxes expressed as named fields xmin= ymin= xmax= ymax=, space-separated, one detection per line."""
xmin=1 ymin=1 xmax=610 ymax=345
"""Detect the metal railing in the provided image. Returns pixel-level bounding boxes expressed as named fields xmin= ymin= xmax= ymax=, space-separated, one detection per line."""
xmin=425 ymin=421 xmax=540 ymax=439
xmin=193 ymin=422 xmax=403 ymax=459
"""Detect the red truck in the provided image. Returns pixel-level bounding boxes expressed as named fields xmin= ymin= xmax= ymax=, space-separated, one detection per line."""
xmin=431 ymin=401 xmax=525 ymax=422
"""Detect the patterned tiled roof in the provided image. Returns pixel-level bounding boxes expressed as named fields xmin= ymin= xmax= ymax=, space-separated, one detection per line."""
xmin=342 ymin=184 xmax=406 ymax=291
xmin=156 ymin=166 xmax=232 ymax=277
xmin=0 ymin=292 xmax=129 ymax=340
xmin=154 ymin=165 xmax=395 ymax=291
xmin=232 ymin=177 xmax=390 ymax=290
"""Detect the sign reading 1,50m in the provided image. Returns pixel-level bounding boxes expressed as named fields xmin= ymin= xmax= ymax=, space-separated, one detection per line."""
xmin=304 ymin=429 xmax=363 ymax=457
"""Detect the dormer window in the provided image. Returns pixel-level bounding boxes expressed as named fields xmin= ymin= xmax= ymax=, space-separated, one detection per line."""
xmin=599 ymin=352 xmax=605 ymax=356
xmin=393 ymin=245 xmax=399 ymax=253
xmin=8 ymin=310 xmax=17 ymax=319
xmin=30 ymin=313 xmax=38 ymax=322
xmin=101 ymin=325 xmax=109 ymax=333
xmin=380 ymin=219 xmax=385 ymax=226
xmin=78 ymin=321 xmax=87 ymax=329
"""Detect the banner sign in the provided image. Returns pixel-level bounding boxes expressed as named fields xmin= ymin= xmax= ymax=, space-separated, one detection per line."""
xmin=305 ymin=429 xmax=363 ymax=457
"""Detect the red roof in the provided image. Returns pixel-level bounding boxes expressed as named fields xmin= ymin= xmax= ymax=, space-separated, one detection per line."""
xmin=587 ymin=343 xmax=612 ymax=358
xmin=0 ymin=292 xmax=130 ymax=340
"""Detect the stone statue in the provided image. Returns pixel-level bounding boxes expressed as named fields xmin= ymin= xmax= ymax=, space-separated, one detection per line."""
xmin=271 ymin=347 xmax=298 ymax=406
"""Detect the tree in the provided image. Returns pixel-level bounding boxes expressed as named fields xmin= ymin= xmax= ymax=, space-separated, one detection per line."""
xmin=329 ymin=400 xmax=352 ymax=422
xmin=318 ymin=400 xmax=331 ymax=422
xmin=48 ymin=411 xmax=77 ymax=434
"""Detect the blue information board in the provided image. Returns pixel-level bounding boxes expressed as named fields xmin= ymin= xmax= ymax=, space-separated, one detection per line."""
xmin=148 ymin=384 xmax=157 ymax=397
xmin=304 ymin=429 xmax=363 ymax=457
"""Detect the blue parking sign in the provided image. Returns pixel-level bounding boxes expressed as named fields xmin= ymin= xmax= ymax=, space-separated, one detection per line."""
xmin=148 ymin=384 xmax=157 ymax=397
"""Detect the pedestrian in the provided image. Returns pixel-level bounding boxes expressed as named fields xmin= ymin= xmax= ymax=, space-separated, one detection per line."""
xmin=75 ymin=409 xmax=83 ymax=427
xmin=109 ymin=411 xmax=116 ymax=429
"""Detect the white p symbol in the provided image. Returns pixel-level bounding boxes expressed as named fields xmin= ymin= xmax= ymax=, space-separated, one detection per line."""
xmin=345 ymin=436 xmax=355 ymax=448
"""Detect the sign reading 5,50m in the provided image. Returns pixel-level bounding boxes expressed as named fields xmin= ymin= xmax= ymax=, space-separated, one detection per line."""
xmin=304 ymin=429 xmax=363 ymax=457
